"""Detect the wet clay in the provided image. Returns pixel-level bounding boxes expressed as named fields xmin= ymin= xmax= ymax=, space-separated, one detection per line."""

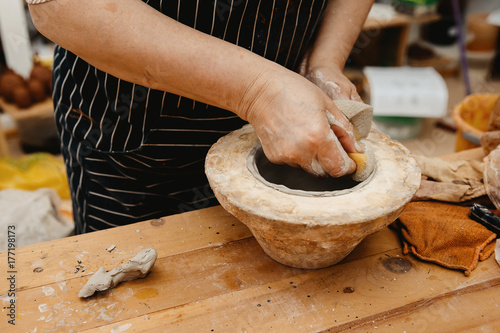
xmin=78 ymin=248 xmax=157 ymax=298
xmin=248 ymin=145 xmax=374 ymax=197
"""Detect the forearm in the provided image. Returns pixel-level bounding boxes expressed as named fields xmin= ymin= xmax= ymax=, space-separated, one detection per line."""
xmin=308 ymin=0 xmax=374 ymax=69
xmin=29 ymin=0 xmax=362 ymax=178
xmin=28 ymin=0 xmax=284 ymax=119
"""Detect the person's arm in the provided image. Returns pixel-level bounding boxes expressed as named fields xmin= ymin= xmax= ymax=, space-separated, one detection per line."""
xmin=28 ymin=0 xmax=360 ymax=177
xmin=300 ymin=0 xmax=374 ymax=101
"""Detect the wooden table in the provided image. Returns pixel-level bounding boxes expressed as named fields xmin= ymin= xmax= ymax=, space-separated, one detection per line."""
xmin=1 ymin=203 xmax=500 ymax=332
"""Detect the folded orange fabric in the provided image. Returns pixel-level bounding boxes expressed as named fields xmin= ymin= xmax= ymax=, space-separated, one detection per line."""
xmin=397 ymin=201 xmax=497 ymax=276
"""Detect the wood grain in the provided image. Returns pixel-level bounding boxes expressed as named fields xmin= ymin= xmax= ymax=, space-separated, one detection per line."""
xmin=0 ymin=206 xmax=252 ymax=293
xmin=1 ymin=205 xmax=499 ymax=332
xmin=77 ymin=249 xmax=500 ymax=333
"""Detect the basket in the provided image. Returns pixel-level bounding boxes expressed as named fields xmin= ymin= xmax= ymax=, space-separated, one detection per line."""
xmin=0 ymin=97 xmax=59 ymax=152
xmin=452 ymin=93 xmax=499 ymax=151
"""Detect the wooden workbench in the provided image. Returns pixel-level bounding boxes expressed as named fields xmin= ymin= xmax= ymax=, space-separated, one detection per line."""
xmin=1 ymin=202 xmax=500 ymax=332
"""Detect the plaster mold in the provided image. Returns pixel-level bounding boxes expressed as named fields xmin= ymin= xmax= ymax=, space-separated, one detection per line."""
xmin=205 ymin=125 xmax=420 ymax=269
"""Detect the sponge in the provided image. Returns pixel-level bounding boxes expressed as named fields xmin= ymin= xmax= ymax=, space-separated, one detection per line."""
xmin=332 ymin=100 xmax=375 ymax=182
xmin=348 ymin=143 xmax=375 ymax=182
xmin=333 ymin=100 xmax=373 ymax=140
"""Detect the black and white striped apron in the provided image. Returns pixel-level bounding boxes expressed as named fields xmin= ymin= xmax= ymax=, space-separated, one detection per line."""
xmin=53 ymin=0 xmax=329 ymax=234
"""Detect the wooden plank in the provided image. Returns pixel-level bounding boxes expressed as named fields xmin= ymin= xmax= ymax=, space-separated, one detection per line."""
xmin=0 ymin=206 xmax=253 ymax=293
xmin=395 ymin=24 xmax=411 ymax=66
xmin=0 ymin=227 xmax=402 ymax=332
xmin=0 ymin=205 xmax=401 ymax=294
xmin=330 ymin=277 xmax=500 ymax=332
xmin=77 ymin=251 xmax=500 ymax=333
xmin=6 ymin=225 xmax=497 ymax=332
xmin=3 ymin=203 xmax=498 ymax=332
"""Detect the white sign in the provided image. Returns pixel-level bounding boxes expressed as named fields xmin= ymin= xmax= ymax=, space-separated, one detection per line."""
xmin=0 ymin=0 xmax=33 ymax=78
xmin=487 ymin=8 xmax=500 ymax=27
xmin=363 ymin=66 xmax=449 ymax=118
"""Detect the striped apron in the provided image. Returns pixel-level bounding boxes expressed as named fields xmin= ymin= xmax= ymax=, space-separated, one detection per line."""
xmin=53 ymin=0 xmax=328 ymax=234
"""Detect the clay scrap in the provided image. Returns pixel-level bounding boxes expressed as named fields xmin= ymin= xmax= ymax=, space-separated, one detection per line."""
xmin=78 ymin=248 xmax=157 ymax=298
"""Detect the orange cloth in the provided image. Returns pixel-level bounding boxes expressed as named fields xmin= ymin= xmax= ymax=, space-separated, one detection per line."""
xmin=397 ymin=201 xmax=497 ymax=276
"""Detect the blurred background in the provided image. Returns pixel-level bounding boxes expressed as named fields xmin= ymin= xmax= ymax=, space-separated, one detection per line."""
xmin=0 ymin=0 xmax=499 ymax=207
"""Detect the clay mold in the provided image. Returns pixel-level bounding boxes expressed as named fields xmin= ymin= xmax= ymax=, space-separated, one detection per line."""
xmin=205 ymin=125 xmax=421 ymax=269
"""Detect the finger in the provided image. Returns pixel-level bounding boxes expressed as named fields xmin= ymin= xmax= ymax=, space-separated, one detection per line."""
xmin=337 ymin=84 xmax=361 ymax=102
xmin=260 ymin=133 xmax=331 ymax=178
xmin=301 ymin=158 xmax=329 ymax=178
xmin=297 ymin=50 xmax=311 ymax=77
xmin=298 ymin=59 xmax=307 ymax=77
xmin=322 ymin=78 xmax=357 ymax=101
xmin=350 ymin=88 xmax=363 ymax=102
xmin=323 ymin=81 xmax=346 ymax=100
xmin=334 ymin=80 xmax=361 ymax=102
xmin=325 ymin=106 xmax=361 ymax=154
xmin=260 ymin=140 xmax=303 ymax=170
xmin=316 ymin=134 xmax=356 ymax=177
xmin=339 ymin=79 xmax=362 ymax=102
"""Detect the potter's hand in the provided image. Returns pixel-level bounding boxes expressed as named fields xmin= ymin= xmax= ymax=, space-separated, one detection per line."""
xmin=299 ymin=55 xmax=361 ymax=102
xmin=241 ymin=70 xmax=360 ymax=178
xmin=296 ymin=0 xmax=373 ymax=102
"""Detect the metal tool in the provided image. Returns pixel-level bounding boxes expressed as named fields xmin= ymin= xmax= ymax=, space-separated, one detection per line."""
xmin=469 ymin=204 xmax=500 ymax=237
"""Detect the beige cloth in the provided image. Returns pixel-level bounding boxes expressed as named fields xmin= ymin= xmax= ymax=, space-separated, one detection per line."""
xmin=481 ymin=130 xmax=500 ymax=155
xmin=481 ymin=96 xmax=500 ymax=209
xmin=484 ymin=146 xmax=500 ymax=211
xmin=412 ymin=155 xmax=485 ymax=202
xmin=0 ymin=188 xmax=73 ymax=249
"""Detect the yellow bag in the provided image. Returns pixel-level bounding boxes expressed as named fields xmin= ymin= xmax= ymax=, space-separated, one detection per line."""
xmin=0 ymin=153 xmax=70 ymax=200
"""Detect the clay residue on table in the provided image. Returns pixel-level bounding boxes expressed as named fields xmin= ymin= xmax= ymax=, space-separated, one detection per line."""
xmin=78 ymin=248 xmax=157 ymax=298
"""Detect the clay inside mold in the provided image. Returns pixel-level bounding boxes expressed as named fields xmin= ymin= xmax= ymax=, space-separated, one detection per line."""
xmin=247 ymin=146 xmax=375 ymax=197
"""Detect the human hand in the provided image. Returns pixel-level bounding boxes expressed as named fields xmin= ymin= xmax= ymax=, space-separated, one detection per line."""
xmin=241 ymin=70 xmax=361 ymax=178
xmin=298 ymin=54 xmax=361 ymax=102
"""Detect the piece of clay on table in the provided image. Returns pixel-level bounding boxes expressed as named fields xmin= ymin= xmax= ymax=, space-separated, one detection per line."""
xmin=78 ymin=248 xmax=158 ymax=298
